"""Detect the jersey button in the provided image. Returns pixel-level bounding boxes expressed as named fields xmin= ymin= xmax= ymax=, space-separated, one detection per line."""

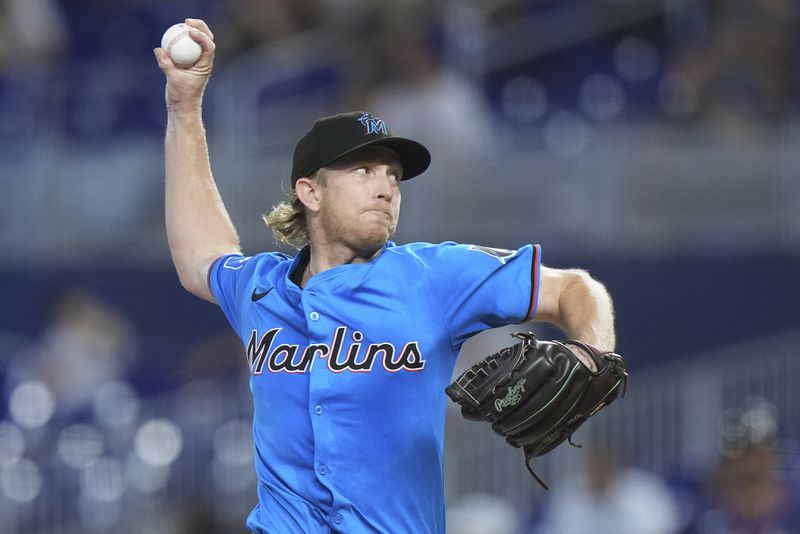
xmin=314 ymin=405 xmax=323 ymax=415
xmin=309 ymin=311 xmax=320 ymax=321
xmin=318 ymin=464 xmax=328 ymax=475
xmin=333 ymin=514 xmax=343 ymax=525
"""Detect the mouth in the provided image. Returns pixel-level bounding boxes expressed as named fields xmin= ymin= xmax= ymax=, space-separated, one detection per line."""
xmin=365 ymin=209 xmax=392 ymax=218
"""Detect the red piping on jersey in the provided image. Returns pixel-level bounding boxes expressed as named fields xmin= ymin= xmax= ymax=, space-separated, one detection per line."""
xmin=207 ymin=255 xmax=225 ymax=292
xmin=524 ymin=244 xmax=541 ymax=322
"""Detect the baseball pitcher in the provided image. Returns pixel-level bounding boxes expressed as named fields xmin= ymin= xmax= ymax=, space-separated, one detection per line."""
xmin=155 ymin=18 xmax=623 ymax=534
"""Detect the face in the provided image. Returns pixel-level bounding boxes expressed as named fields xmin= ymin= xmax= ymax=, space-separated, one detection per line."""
xmin=312 ymin=146 xmax=403 ymax=254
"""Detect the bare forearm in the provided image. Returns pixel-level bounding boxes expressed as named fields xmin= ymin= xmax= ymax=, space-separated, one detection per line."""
xmin=156 ymin=19 xmax=238 ymax=301
xmin=165 ymin=109 xmax=240 ymax=292
xmin=555 ymin=270 xmax=616 ymax=350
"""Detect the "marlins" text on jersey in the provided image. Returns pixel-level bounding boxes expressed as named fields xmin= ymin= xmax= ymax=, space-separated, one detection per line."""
xmin=246 ymin=326 xmax=426 ymax=374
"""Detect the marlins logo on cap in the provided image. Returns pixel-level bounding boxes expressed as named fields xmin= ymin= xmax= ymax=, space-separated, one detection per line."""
xmin=357 ymin=113 xmax=388 ymax=135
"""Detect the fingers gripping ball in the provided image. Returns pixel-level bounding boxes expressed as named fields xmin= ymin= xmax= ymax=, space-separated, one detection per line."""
xmin=445 ymin=332 xmax=628 ymax=489
xmin=161 ymin=23 xmax=202 ymax=68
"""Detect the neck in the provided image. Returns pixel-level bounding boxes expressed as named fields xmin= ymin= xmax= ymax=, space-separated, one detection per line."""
xmin=301 ymin=238 xmax=384 ymax=286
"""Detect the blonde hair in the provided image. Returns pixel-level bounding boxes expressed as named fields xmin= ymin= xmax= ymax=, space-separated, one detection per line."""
xmin=263 ymin=169 xmax=325 ymax=249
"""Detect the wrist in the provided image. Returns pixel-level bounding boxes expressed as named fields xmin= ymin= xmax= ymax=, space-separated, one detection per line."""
xmin=167 ymin=97 xmax=203 ymax=117
xmin=166 ymin=108 xmax=205 ymax=135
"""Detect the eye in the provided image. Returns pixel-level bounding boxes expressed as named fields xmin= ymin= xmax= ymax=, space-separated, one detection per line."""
xmin=354 ymin=166 xmax=369 ymax=175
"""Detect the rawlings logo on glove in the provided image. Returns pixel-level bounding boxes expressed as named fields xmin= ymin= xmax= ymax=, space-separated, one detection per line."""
xmin=494 ymin=378 xmax=527 ymax=412
xmin=445 ymin=332 xmax=628 ymax=489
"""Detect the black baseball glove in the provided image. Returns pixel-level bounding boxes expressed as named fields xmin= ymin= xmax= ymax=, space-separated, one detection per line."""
xmin=445 ymin=332 xmax=628 ymax=489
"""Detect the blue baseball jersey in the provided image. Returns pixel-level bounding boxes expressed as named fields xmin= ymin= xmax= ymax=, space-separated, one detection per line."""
xmin=208 ymin=241 xmax=541 ymax=533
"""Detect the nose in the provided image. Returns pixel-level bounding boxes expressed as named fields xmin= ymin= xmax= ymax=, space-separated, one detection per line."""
xmin=374 ymin=166 xmax=398 ymax=201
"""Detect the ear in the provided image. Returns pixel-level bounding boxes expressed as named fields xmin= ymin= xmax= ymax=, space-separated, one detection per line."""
xmin=295 ymin=177 xmax=322 ymax=213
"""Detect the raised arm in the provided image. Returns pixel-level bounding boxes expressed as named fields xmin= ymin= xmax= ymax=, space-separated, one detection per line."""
xmin=154 ymin=19 xmax=241 ymax=303
xmin=534 ymin=266 xmax=616 ymax=351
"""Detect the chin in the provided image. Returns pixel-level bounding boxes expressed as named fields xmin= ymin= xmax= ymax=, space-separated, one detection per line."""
xmin=362 ymin=232 xmax=391 ymax=249
xmin=355 ymin=225 xmax=392 ymax=250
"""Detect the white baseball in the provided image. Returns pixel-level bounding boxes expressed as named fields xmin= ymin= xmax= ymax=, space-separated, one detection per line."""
xmin=161 ymin=23 xmax=202 ymax=68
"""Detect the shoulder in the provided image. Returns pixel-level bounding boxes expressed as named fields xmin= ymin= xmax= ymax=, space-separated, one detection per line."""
xmin=384 ymin=241 xmax=449 ymax=256
xmin=385 ymin=241 xmax=531 ymax=267
xmin=380 ymin=241 xmax=458 ymax=268
xmin=383 ymin=241 xmax=463 ymax=259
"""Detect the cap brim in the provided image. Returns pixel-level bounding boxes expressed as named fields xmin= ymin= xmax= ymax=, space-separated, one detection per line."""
xmin=318 ymin=137 xmax=431 ymax=181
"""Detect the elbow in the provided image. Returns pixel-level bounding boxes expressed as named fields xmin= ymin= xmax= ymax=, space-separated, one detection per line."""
xmin=567 ymin=268 xmax=608 ymax=292
xmin=177 ymin=268 xmax=216 ymax=303
xmin=561 ymin=269 xmax=594 ymax=295
xmin=534 ymin=268 xmax=592 ymax=325
xmin=557 ymin=269 xmax=612 ymax=319
xmin=171 ymin=251 xmax=212 ymax=300
xmin=535 ymin=265 xmax=615 ymax=347
xmin=177 ymin=270 xmax=203 ymax=296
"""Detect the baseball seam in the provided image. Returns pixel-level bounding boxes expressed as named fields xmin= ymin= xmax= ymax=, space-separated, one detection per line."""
xmin=166 ymin=29 xmax=201 ymax=64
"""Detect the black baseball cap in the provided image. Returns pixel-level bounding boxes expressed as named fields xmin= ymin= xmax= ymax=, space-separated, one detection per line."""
xmin=290 ymin=111 xmax=431 ymax=187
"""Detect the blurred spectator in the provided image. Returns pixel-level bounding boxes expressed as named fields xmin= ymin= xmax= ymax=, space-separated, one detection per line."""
xmin=0 ymin=0 xmax=66 ymax=71
xmin=666 ymin=0 xmax=797 ymax=132
xmin=684 ymin=397 xmax=800 ymax=533
xmin=447 ymin=492 xmax=520 ymax=534
xmin=345 ymin=5 xmax=494 ymax=158
xmin=5 ymin=290 xmax=139 ymax=418
xmin=182 ymin=329 xmax=248 ymax=384
xmin=213 ymin=0 xmax=323 ymax=59
xmin=688 ymin=446 xmax=800 ymax=533
xmin=526 ymin=445 xmax=680 ymax=534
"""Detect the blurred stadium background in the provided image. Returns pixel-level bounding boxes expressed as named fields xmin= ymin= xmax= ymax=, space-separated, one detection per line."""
xmin=1 ymin=0 xmax=799 ymax=532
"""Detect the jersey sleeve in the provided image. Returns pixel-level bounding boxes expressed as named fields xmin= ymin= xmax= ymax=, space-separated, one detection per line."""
xmin=207 ymin=252 xmax=287 ymax=333
xmin=417 ymin=242 xmax=541 ymax=350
